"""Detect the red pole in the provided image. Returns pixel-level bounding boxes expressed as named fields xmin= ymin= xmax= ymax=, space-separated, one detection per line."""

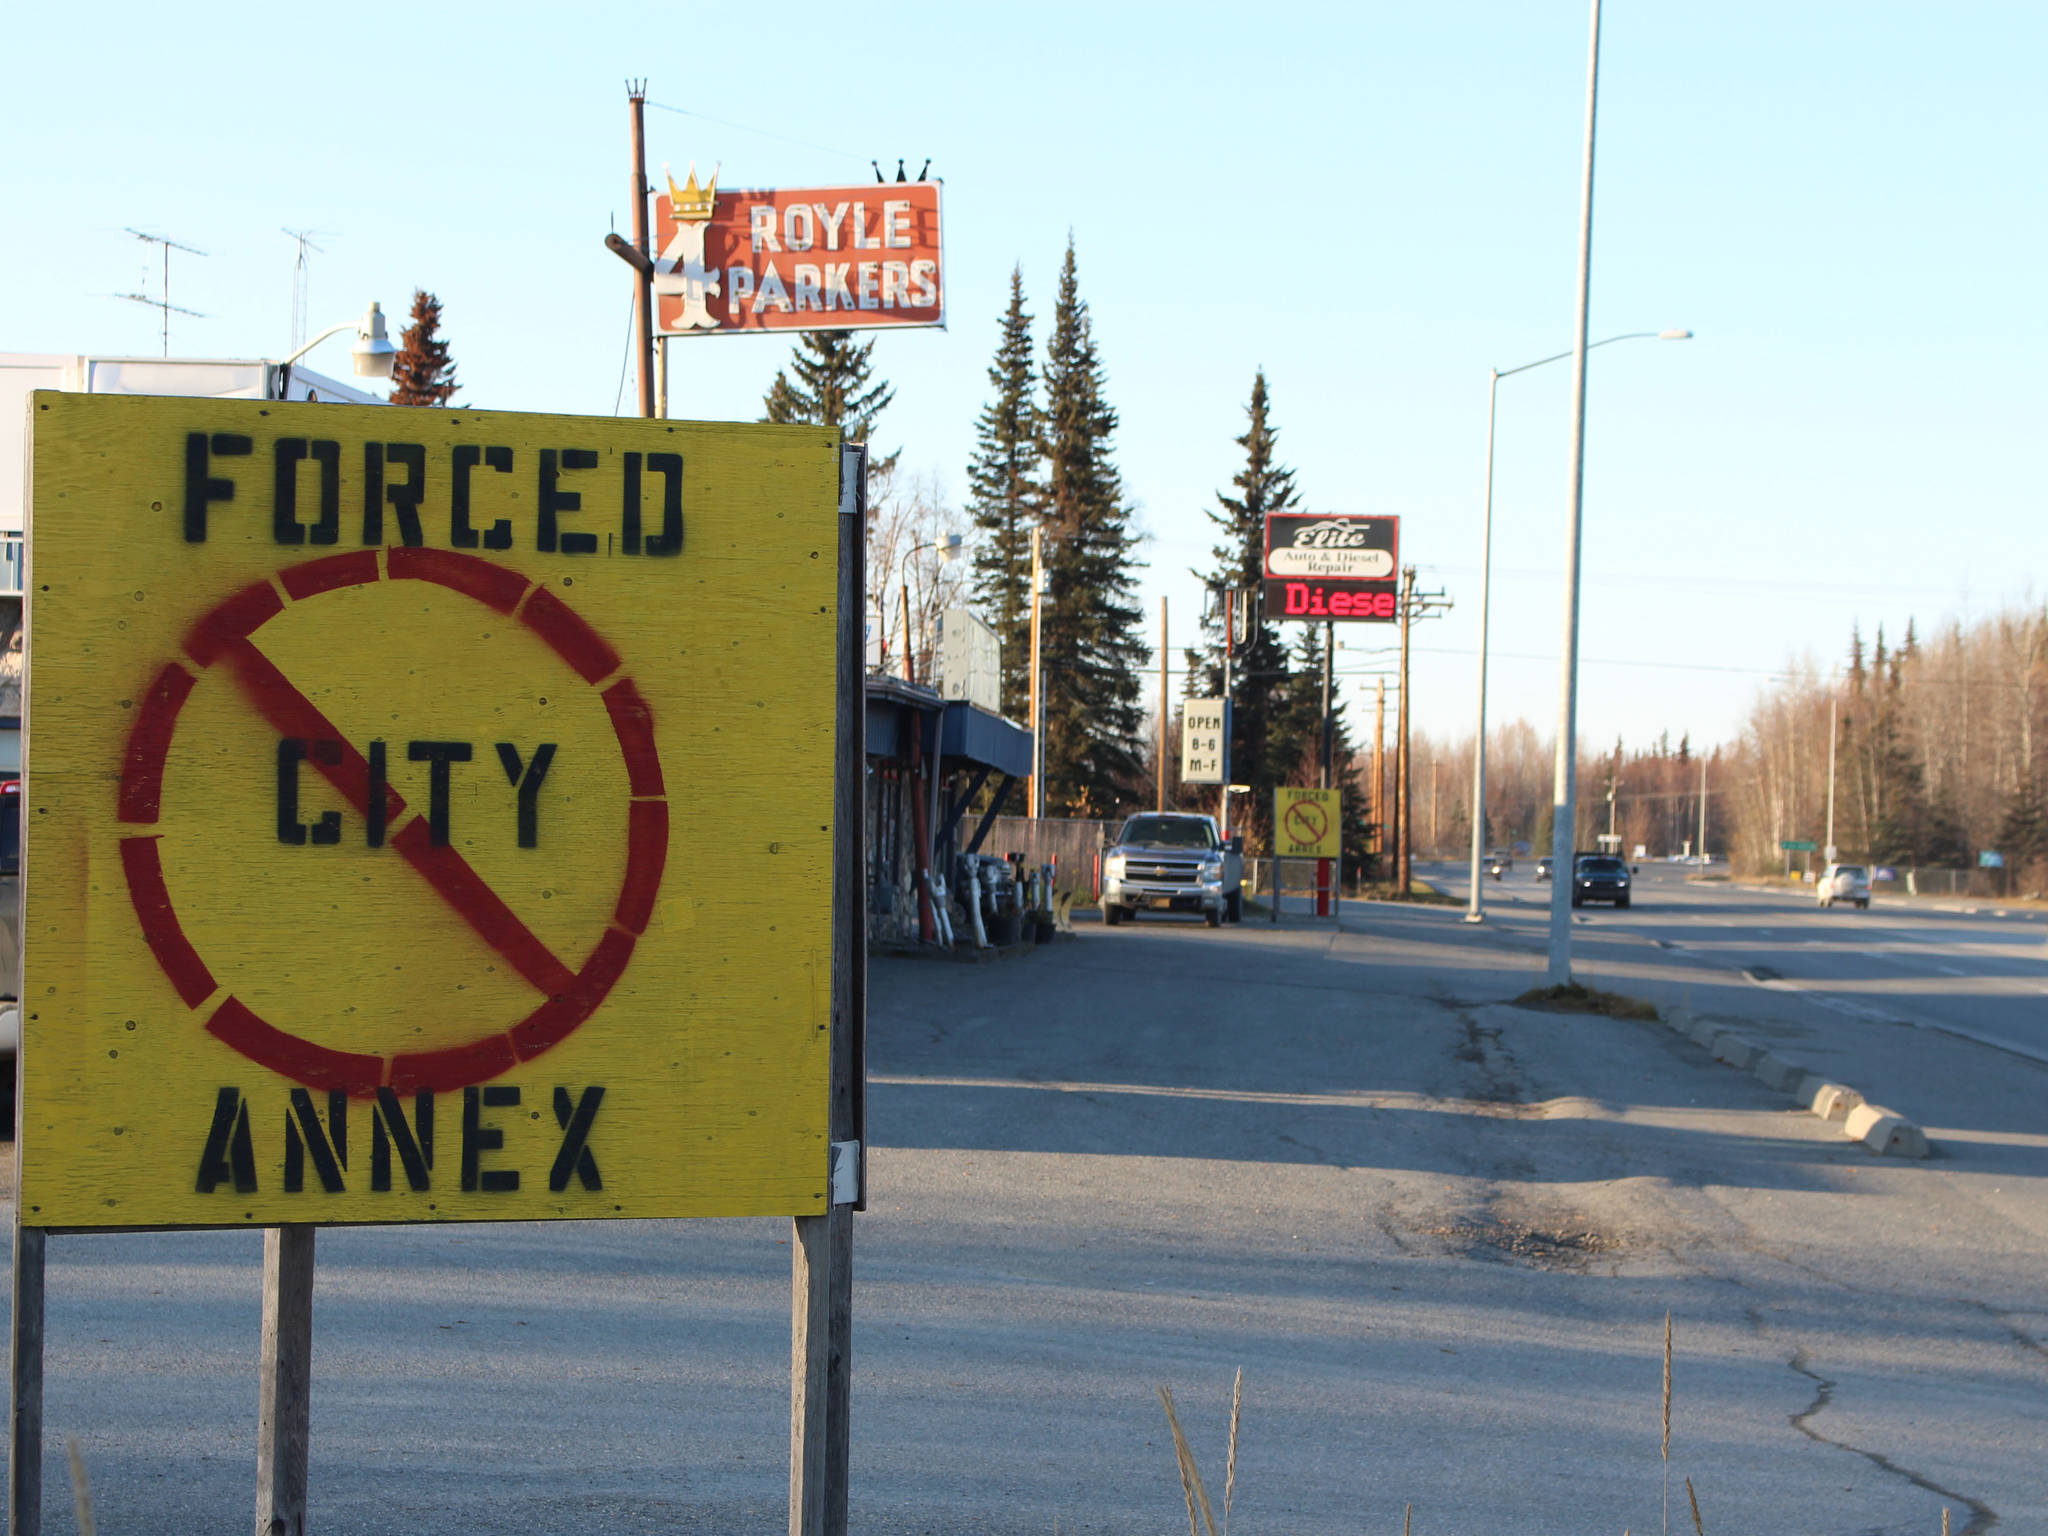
xmin=906 ymin=714 xmax=937 ymax=942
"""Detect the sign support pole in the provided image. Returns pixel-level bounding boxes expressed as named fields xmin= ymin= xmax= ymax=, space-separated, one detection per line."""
xmin=9 ymin=1222 xmax=45 ymax=1536
xmin=792 ymin=443 xmax=867 ymax=1536
xmin=255 ymin=1224 xmax=316 ymax=1536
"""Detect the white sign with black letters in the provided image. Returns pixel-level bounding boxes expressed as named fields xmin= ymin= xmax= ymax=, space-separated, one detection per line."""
xmin=1181 ymin=698 xmax=1226 ymax=785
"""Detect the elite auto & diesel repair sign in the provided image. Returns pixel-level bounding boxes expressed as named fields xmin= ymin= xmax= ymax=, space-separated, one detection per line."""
xmin=20 ymin=393 xmax=840 ymax=1228
xmin=1263 ymin=514 xmax=1399 ymax=622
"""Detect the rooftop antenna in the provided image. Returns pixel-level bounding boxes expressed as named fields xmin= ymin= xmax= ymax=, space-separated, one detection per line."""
xmin=282 ymin=228 xmax=332 ymax=355
xmin=118 ymin=229 xmax=206 ymax=356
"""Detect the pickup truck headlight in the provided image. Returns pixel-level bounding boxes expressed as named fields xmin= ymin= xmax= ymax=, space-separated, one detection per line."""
xmin=1199 ymin=856 xmax=1224 ymax=886
xmin=1104 ymin=854 xmax=1125 ymax=880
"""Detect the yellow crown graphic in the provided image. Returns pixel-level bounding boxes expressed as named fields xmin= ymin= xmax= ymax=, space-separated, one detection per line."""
xmin=665 ymin=161 xmax=719 ymax=222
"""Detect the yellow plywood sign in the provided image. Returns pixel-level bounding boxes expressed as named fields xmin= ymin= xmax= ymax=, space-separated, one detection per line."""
xmin=1273 ymin=787 xmax=1341 ymax=859
xmin=20 ymin=392 xmax=841 ymax=1229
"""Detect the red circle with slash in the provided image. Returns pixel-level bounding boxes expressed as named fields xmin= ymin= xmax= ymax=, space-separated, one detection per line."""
xmin=1284 ymin=796 xmax=1330 ymax=850
xmin=114 ymin=547 xmax=669 ymax=1097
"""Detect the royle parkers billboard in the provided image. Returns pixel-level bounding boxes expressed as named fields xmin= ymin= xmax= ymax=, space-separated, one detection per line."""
xmin=653 ymin=167 xmax=943 ymax=336
xmin=1263 ymin=513 xmax=1400 ymax=622
xmin=21 ymin=393 xmax=841 ymax=1229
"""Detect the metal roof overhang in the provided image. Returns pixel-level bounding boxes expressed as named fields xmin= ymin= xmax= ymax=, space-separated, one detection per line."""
xmin=939 ymin=700 xmax=1032 ymax=778
xmin=863 ymin=679 xmax=1031 ymax=777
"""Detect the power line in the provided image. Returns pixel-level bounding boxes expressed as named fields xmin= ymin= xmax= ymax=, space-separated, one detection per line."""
xmin=645 ymin=100 xmax=865 ymax=163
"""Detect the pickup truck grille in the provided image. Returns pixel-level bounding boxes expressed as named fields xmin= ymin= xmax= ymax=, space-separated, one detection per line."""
xmin=1122 ymin=858 xmax=1203 ymax=882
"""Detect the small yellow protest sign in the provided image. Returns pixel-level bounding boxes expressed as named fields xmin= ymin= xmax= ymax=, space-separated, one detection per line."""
xmin=1273 ymin=787 xmax=1341 ymax=859
xmin=21 ymin=392 xmax=841 ymax=1229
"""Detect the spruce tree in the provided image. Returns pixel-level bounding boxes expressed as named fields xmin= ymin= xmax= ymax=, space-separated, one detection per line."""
xmin=388 ymin=290 xmax=458 ymax=406
xmin=1190 ymin=370 xmax=1298 ymax=807
xmin=1998 ymin=774 xmax=2048 ymax=868
xmin=1036 ymin=239 xmax=1149 ymax=817
xmin=763 ymin=331 xmax=899 ymax=479
xmin=965 ymin=268 xmax=1042 ymax=722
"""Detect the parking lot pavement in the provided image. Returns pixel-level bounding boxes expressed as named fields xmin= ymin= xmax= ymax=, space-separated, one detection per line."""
xmin=3 ymin=906 xmax=2042 ymax=1533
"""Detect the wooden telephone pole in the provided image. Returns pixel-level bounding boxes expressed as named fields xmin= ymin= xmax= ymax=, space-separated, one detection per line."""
xmin=1157 ymin=597 xmax=1169 ymax=812
xmin=1394 ymin=568 xmax=1451 ymax=893
xmin=1372 ymin=678 xmax=1386 ymax=863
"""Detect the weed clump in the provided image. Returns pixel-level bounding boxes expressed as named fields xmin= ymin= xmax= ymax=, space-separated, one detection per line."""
xmin=1514 ymin=982 xmax=1660 ymax=1022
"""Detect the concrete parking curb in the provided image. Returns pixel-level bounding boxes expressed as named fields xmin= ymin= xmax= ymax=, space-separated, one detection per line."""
xmin=1842 ymin=1102 xmax=1931 ymax=1159
xmin=1660 ymin=1010 xmax=1926 ymax=1158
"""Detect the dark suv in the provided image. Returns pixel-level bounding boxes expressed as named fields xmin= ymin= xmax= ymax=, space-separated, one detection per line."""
xmin=1570 ymin=854 xmax=1631 ymax=908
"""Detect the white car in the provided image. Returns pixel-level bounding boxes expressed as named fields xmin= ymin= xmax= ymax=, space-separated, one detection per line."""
xmin=1818 ymin=862 xmax=1870 ymax=909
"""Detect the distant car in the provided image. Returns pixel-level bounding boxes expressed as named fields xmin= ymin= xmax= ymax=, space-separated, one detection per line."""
xmin=1535 ymin=856 xmax=1553 ymax=881
xmin=1484 ymin=853 xmax=1511 ymax=879
xmin=1571 ymin=854 xmax=1631 ymax=908
xmin=1818 ymin=862 xmax=1870 ymax=909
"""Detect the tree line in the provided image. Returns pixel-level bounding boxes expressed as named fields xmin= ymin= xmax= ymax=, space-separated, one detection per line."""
xmin=1726 ymin=611 xmax=2047 ymax=888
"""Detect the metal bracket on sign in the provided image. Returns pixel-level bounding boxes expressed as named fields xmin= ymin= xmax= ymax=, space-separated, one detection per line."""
xmin=830 ymin=1140 xmax=861 ymax=1206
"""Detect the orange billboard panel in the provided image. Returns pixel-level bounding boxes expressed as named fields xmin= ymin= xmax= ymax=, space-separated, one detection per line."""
xmin=653 ymin=173 xmax=944 ymax=336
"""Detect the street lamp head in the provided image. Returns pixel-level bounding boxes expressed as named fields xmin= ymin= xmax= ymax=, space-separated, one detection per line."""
xmin=937 ymin=533 xmax=964 ymax=562
xmin=1658 ymin=328 xmax=1694 ymax=341
xmin=351 ymin=301 xmax=399 ymax=379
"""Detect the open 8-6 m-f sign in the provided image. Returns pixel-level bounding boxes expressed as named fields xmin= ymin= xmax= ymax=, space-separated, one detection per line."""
xmin=21 ymin=394 xmax=842 ymax=1229
xmin=1263 ymin=513 xmax=1400 ymax=622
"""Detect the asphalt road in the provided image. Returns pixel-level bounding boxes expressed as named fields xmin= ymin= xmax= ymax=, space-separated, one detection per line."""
xmin=1428 ymin=858 xmax=2048 ymax=1148
xmin=4 ymin=883 xmax=2044 ymax=1533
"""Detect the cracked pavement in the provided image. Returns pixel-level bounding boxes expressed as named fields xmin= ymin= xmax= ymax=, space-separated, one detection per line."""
xmin=4 ymin=869 xmax=2043 ymax=1532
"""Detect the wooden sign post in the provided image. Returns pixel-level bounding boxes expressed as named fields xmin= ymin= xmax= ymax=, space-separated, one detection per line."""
xmin=11 ymin=396 xmax=864 ymax=1533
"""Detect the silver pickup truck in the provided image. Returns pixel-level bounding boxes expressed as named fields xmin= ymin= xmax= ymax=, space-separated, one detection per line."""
xmin=1101 ymin=812 xmax=1244 ymax=928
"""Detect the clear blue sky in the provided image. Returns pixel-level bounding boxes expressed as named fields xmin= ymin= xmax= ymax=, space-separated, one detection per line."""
xmin=6 ymin=2 xmax=2042 ymax=755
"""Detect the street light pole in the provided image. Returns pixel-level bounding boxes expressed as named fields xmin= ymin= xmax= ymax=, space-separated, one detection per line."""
xmin=1462 ymin=330 xmax=1687 ymax=925
xmin=1465 ymin=368 xmax=1504 ymax=922
xmin=1547 ymin=0 xmax=1604 ymax=986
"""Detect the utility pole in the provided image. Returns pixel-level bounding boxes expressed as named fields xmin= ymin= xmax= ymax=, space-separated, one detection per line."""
xmin=1824 ymin=691 xmax=1838 ymax=859
xmin=899 ymin=584 xmax=915 ymax=684
xmin=1157 ymin=597 xmax=1169 ymax=812
xmin=1028 ymin=525 xmax=1044 ymax=819
xmin=1607 ymin=754 xmax=1619 ymax=846
xmin=1394 ymin=568 xmax=1451 ymax=894
xmin=1319 ymin=621 xmax=1335 ymax=790
xmin=1372 ymin=678 xmax=1386 ymax=863
xmin=1396 ymin=568 xmax=1415 ymax=892
xmin=1430 ymin=757 xmax=1439 ymax=852
xmin=627 ymin=82 xmax=656 ymax=419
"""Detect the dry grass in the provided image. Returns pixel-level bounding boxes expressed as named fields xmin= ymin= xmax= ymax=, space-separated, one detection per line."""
xmin=1224 ymin=1367 xmax=1241 ymax=1536
xmin=1158 ymin=1384 xmax=1220 ymax=1536
xmin=65 ymin=1436 xmax=96 ymax=1536
xmin=1152 ymin=1320 xmax=1957 ymax=1534
xmin=1514 ymin=982 xmax=1661 ymax=1022
xmin=1662 ymin=1312 xmax=1673 ymax=1536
